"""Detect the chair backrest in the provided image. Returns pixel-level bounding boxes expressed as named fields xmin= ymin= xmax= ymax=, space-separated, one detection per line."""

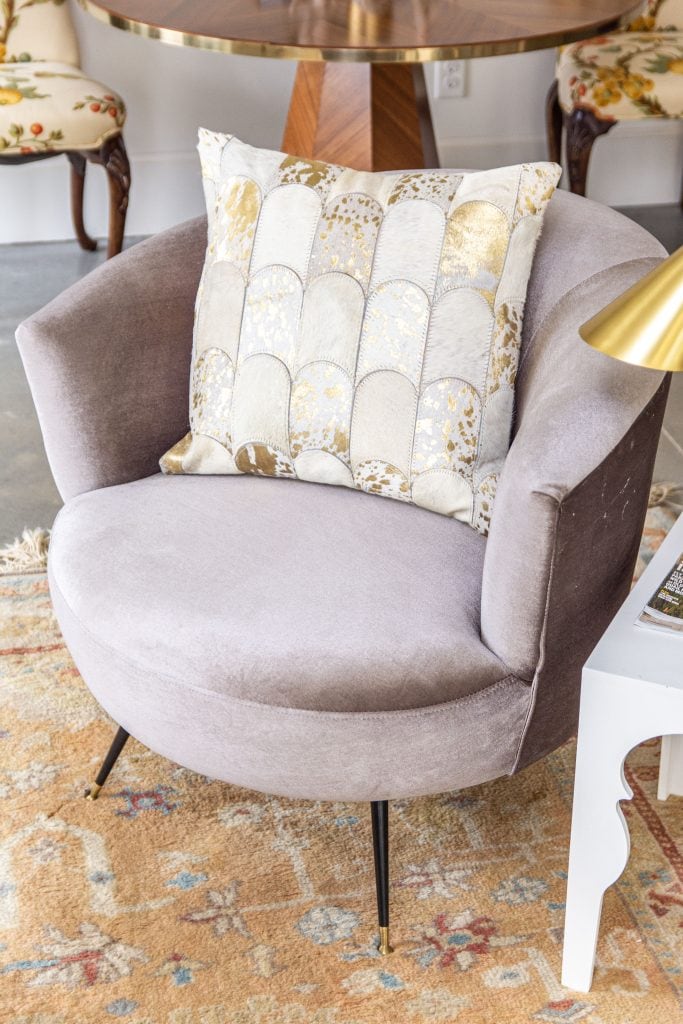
xmin=631 ymin=0 xmax=683 ymax=30
xmin=0 ymin=0 xmax=79 ymax=65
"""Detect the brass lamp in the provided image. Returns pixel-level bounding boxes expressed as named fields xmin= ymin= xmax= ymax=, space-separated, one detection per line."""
xmin=580 ymin=246 xmax=683 ymax=371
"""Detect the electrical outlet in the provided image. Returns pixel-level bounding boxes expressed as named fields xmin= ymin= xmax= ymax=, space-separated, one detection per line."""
xmin=433 ymin=60 xmax=467 ymax=99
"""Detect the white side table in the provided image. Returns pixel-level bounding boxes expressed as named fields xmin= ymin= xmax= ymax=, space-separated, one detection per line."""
xmin=562 ymin=509 xmax=683 ymax=992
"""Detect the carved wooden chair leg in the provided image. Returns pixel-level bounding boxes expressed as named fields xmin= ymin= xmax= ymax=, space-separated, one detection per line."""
xmin=545 ymin=80 xmax=563 ymax=164
xmin=85 ymin=725 xmax=130 ymax=800
xmin=564 ymin=107 xmax=615 ymax=197
xmin=371 ymin=800 xmax=393 ymax=954
xmin=91 ymin=134 xmax=131 ymax=258
xmin=66 ymin=152 xmax=98 ymax=252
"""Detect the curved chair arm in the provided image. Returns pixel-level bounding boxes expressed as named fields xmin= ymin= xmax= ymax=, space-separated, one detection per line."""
xmin=482 ymin=256 xmax=669 ymax=770
xmin=16 ymin=217 xmax=207 ymax=502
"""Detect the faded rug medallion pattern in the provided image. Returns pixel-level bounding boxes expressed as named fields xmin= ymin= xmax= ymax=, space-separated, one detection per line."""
xmin=0 ymin=509 xmax=682 ymax=1023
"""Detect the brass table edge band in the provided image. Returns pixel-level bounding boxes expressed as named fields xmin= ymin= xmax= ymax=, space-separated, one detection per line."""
xmin=77 ymin=0 xmax=643 ymax=64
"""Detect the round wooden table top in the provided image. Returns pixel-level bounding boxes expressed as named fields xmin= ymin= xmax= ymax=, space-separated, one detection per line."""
xmin=79 ymin=0 xmax=646 ymax=63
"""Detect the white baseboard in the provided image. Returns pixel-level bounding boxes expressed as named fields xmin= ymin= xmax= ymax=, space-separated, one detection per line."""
xmin=438 ymin=133 xmax=548 ymax=170
xmin=439 ymin=121 xmax=683 ymax=207
xmin=2 ymin=120 xmax=683 ymax=245
xmin=0 ymin=150 xmax=205 ymax=245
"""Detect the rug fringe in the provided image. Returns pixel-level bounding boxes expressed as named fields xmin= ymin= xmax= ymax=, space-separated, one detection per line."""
xmin=0 ymin=528 xmax=50 ymax=576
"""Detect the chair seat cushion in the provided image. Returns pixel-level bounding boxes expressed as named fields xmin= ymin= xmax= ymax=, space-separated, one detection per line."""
xmin=557 ymin=32 xmax=683 ymax=119
xmin=0 ymin=61 xmax=125 ymax=154
xmin=48 ymin=474 xmax=530 ymax=801
xmin=50 ymin=474 xmax=511 ymax=713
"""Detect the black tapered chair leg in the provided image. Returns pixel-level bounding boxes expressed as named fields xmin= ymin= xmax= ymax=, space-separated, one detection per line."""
xmin=370 ymin=800 xmax=393 ymax=954
xmin=85 ymin=725 xmax=130 ymax=800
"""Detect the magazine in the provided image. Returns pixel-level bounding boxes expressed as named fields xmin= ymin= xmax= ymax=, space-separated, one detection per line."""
xmin=637 ymin=551 xmax=683 ymax=633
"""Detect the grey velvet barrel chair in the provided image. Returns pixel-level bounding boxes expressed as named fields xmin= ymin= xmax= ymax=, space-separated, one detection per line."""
xmin=17 ymin=188 xmax=669 ymax=957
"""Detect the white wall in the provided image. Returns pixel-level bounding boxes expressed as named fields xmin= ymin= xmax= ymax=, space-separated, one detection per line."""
xmin=2 ymin=2 xmax=683 ymax=244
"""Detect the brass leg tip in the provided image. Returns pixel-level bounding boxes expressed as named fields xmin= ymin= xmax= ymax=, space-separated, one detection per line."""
xmin=85 ymin=783 xmax=102 ymax=801
xmin=378 ymin=926 xmax=393 ymax=955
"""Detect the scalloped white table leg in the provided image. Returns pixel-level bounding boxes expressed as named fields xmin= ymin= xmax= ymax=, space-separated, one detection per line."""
xmin=658 ymin=734 xmax=683 ymax=800
xmin=562 ymin=666 xmax=683 ymax=993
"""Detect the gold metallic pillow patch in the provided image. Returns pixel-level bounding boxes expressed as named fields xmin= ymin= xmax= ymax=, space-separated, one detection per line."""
xmin=161 ymin=130 xmax=560 ymax=536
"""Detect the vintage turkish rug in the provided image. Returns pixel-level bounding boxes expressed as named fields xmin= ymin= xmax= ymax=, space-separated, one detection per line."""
xmin=0 ymin=507 xmax=682 ymax=1024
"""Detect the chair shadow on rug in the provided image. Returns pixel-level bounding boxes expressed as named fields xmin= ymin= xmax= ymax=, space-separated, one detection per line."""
xmin=16 ymin=187 xmax=670 ymax=954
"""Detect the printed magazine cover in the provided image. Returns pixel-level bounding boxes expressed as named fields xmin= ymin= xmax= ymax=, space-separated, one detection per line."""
xmin=637 ymin=551 xmax=683 ymax=633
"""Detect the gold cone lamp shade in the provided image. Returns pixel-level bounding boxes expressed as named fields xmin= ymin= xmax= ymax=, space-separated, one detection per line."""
xmin=580 ymin=245 xmax=683 ymax=371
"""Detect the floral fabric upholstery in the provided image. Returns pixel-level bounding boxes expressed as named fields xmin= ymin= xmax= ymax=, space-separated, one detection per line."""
xmin=558 ymin=32 xmax=683 ymax=118
xmin=628 ymin=0 xmax=683 ymax=31
xmin=557 ymin=0 xmax=683 ymax=118
xmin=0 ymin=0 xmax=78 ymax=65
xmin=0 ymin=62 xmax=126 ymax=154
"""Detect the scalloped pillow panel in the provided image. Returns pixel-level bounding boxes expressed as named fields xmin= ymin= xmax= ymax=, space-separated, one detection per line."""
xmin=161 ymin=130 xmax=560 ymax=536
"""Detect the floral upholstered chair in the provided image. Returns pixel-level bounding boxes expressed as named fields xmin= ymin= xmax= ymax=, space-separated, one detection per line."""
xmin=547 ymin=0 xmax=683 ymax=199
xmin=0 ymin=0 xmax=130 ymax=257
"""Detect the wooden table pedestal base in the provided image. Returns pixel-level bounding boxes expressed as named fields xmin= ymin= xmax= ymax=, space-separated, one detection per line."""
xmin=282 ymin=61 xmax=439 ymax=171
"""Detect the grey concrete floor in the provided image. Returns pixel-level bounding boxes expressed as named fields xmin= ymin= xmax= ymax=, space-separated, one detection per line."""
xmin=1 ymin=208 xmax=683 ymax=546
xmin=0 ymin=237 xmax=141 ymax=546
